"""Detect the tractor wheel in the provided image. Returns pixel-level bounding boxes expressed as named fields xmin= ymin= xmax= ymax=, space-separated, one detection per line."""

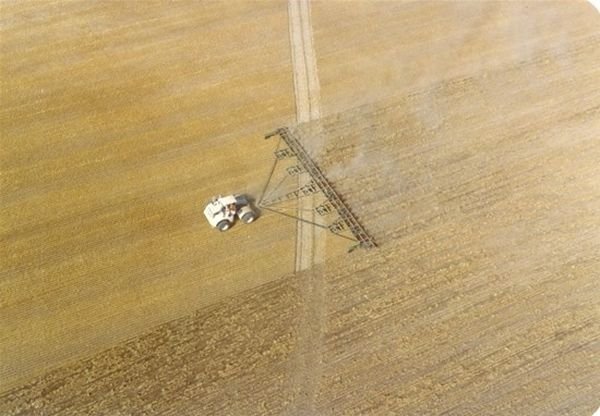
xmin=241 ymin=212 xmax=256 ymax=224
xmin=217 ymin=220 xmax=231 ymax=232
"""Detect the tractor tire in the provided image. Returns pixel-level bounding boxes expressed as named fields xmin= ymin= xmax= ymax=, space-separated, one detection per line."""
xmin=241 ymin=212 xmax=256 ymax=224
xmin=217 ymin=220 xmax=231 ymax=232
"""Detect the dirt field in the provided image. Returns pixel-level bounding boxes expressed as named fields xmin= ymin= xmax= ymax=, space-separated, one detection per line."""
xmin=1 ymin=0 xmax=599 ymax=414
xmin=0 ymin=0 xmax=305 ymax=390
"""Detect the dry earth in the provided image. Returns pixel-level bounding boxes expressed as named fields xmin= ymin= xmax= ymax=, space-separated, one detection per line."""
xmin=0 ymin=0 xmax=302 ymax=390
xmin=1 ymin=1 xmax=599 ymax=415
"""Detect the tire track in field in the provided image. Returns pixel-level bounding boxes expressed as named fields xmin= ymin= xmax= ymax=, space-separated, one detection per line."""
xmin=289 ymin=0 xmax=323 ymax=271
xmin=287 ymin=0 xmax=325 ymax=413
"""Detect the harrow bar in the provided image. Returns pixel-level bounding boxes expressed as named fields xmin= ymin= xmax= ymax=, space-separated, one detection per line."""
xmin=265 ymin=127 xmax=377 ymax=249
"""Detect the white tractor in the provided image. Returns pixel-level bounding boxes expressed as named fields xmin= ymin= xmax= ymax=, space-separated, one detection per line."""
xmin=203 ymin=194 xmax=257 ymax=232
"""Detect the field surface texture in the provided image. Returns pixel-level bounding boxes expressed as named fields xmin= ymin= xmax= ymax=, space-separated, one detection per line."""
xmin=1 ymin=1 xmax=599 ymax=415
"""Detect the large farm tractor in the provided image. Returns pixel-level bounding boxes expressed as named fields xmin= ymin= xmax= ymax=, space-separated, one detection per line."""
xmin=203 ymin=194 xmax=257 ymax=232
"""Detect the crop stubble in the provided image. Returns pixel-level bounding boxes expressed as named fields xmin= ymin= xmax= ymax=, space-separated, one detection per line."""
xmin=1 ymin=1 xmax=600 ymax=414
xmin=1 ymin=0 xmax=298 ymax=391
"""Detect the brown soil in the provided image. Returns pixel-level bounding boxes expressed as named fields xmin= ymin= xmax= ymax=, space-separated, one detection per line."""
xmin=0 ymin=0 xmax=299 ymax=390
xmin=1 ymin=1 xmax=599 ymax=415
